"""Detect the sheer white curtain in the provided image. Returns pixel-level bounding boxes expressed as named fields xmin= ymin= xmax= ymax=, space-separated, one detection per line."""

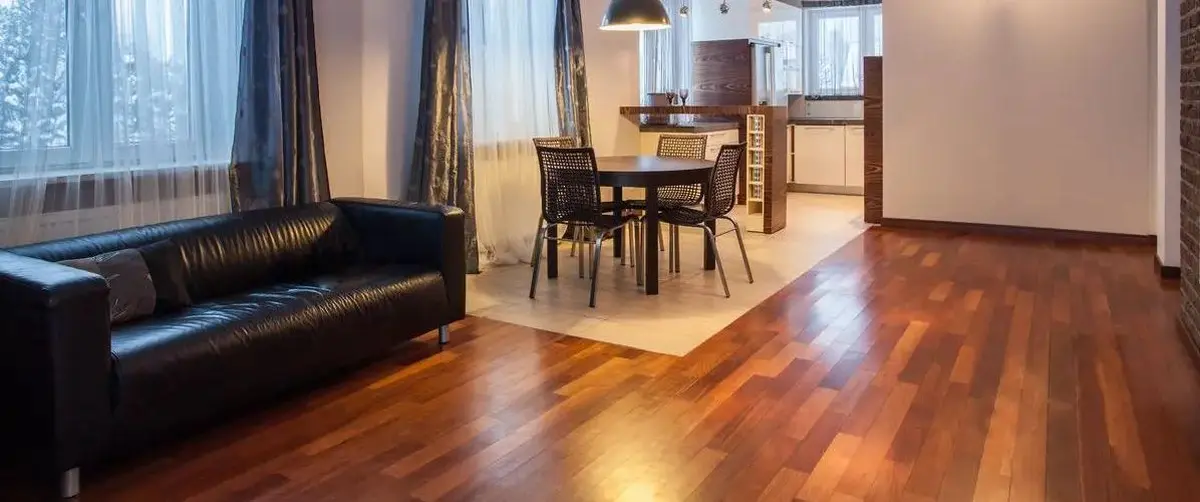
xmin=0 ymin=0 xmax=243 ymax=246
xmin=469 ymin=0 xmax=559 ymax=266
xmin=804 ymin=4 xmax=882 ymax=96
xmin=639 ymin=0 xmax=692 ymax=101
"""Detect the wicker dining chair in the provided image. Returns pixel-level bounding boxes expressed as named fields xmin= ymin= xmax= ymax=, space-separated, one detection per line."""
xmin=530 ymin=146 xmax=638 ymax=308
xmin=623 ymin=134 xmax=709 ymax=268
xmin=656 ymin=143 xmax=753 ymax=298
xmin=529 ymin=136 xmax=589 ymax=274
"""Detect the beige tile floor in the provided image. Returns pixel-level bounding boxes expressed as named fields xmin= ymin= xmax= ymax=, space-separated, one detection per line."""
xmin=466 ymin=193 xmax=869 ymax=356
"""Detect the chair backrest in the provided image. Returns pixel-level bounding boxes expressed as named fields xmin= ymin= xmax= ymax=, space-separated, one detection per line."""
xmin=535 ymin=146 xmax=601 ymax=225
xmin=706 ymin=143 xmax=746 ymax=218
xmin=657 ymin=134 xmax=707 ymax=159
xmin=532 ymin=136 xmax=576 ymax=148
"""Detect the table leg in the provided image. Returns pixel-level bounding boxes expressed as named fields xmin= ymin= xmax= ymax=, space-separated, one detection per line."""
xmin=547 ymin=224 xmax=558 ymax=279
xmin=612 ymin=187 xmax=623 ymax=258
xmin=703 ymin=220 xmax=716 ymax=270
xmin=645 ymin=188 xmax=659 ymax=294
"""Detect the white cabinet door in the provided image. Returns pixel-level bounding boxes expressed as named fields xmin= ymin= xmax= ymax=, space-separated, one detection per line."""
xmin=793 ymin=125 xmax=847 ymax=186
xmin=844 ymin=126 xmax=865 ymax=187
xmin=703 ymin=130 xmax=739 ymax=160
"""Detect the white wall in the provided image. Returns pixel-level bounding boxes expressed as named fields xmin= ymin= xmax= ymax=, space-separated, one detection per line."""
xmin=883 ymin=0 xmax=1154 ymax=235
xmin=315 ymin=1 xmax=637 ymax=189
xmin=692 ymin=0 xmax=801 ymax=41
xmin=582 ymin=1 xmax=641 ymax=156
xmin=313 ymin=0 xmax=424 ymax=200
xmin=313 ymin=0 xmax=364 ymax=198
xmin=1155 ymin=0 xmax=1181 ymax=265
xmin=361 ymin=0 xmax=425 ymax=200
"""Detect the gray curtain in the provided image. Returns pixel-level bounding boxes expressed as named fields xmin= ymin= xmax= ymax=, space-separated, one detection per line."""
xmin=229 ymin=0 xmax=330 ymax=211
xmin=410 ymin=0 xmax=479 ymax=274
xmin=554 ymin=0 xmax=592 ymax=147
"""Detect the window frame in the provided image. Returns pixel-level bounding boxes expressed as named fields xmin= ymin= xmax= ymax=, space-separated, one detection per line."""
xmin=0 ymin=0 xmax=217 ymax=175
xmin=803 ymin=4 xmax=883 ymax=96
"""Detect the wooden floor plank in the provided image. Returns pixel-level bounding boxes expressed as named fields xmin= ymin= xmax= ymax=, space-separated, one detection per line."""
xmin=6 ymin=228 xmax=1198 ymax=502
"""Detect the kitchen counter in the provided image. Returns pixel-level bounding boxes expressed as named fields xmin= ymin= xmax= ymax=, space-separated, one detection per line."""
xmin=789 ymin=118 xmax=865 ymax=126
xmin=638 ymin=121 xmax=739 ymax=133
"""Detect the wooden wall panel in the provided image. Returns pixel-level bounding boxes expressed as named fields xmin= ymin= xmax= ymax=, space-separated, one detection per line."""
xmin=764 ymin=107 xmax=788 ymax=233
xmin=863 ymin=56 xmax=883 ymax=224
xmin=692 ymin=40 xmax=751 ymax=106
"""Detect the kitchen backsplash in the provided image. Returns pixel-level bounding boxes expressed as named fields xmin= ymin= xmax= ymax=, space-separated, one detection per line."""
xmin=788 ymin=95 xmax=863 ymax=119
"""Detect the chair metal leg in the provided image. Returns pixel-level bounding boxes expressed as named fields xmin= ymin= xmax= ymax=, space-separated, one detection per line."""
xmin=568 ymin=224 xmax=577 ymax=258
xmin=667 ymin=223 xmax=675 ymax=273
xmin=628 ymin=221 xmax=636 ymax=267
xmin=587 ymin=237 xmax=595 ymax=278
xmin=60 ymin=467 xmax=79 ymax=499
xmin=589 ymin=231 xmax=608 ymax=308
xmin=619 ymin=223 xmax=627 ymax=267
xmin=529 ymin=226 xmax=546 ymax=299
xmin=703 ymin=226 xmax=730 ymax=298
xmin=438 ymin=325 xmax=450 ymax=345
xmin=636 ymin=219 xmax=645 ymax=286
xmin=672 ymin=225 xmax=681 ymax=273
xmin=725 ymin=217 xmax=754 ymax=283
xmin=530 ymin=216 xmax=543 ymax=267
xmin=578 ymin=233 xmax=585 ymax=279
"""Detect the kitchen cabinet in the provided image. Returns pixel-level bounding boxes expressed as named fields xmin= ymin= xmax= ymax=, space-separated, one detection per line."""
xmin=792 ymin=125 xmax=847 ymax=187
xmin=788 ymin=123 xmax=866 ymax=194
xmin=844 ymin=126 xmax=865 ymax=187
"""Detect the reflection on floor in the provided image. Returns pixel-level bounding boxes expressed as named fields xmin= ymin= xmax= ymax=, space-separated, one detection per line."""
xmin=468 ymin=193 xmax=868 ymax=355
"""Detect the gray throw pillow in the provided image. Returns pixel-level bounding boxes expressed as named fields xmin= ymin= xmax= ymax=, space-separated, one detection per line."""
xmin=60 ymin=249 xmax=157 ymax=325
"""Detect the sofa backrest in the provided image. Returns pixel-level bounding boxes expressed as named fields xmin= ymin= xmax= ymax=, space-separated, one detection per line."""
xmin=8 ymin=202 xmax=360 ymax=302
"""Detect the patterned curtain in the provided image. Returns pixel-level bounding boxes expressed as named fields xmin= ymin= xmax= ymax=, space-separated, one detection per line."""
xmin=554 ymin=0 xmax=592 ymax=147
xmin=409 ymin=0 xmax=480 ymax=274
xmin=229 ymin=0 xmax=330 ymax=211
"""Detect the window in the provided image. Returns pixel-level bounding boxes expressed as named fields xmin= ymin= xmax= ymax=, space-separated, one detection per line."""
xmin=468 ymin=0 xmax=558 ymax=144
xmin=638 ymin=0 xmax=691 ymax=102
xmin=0 ymin=0 xmax=244 ymax=172
xmin=0 ymin=0 xmax=69 ymax=154
xmin=804 ymin=4 xmax=883 ymax=96
xmin=759 ymin=21 xmax=801 ymax=93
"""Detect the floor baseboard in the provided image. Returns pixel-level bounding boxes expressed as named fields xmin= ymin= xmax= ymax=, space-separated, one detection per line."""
xmin=879 ymin=217 xmax=1155 ymax=246
xmin=1155 ymin=255 xmax=1182 ymax=280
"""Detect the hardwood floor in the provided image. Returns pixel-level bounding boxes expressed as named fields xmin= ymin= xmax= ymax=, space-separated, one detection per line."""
xmin=27 ymin=227 xmax=1200 ymax=501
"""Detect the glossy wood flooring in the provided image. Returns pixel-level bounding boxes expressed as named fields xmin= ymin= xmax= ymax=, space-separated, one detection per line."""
xmin=62 ymin=228 xmax=1200 ymax=500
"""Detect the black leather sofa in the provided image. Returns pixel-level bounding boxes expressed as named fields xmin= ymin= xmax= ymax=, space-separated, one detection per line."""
xmin=0 ymin=198 xmax=465 ymax=498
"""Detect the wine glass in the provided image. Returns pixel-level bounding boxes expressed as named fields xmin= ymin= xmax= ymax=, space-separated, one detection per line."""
xmin=665 ymin=91 xmax=678 ymax=106
xmin=679 ymin=88 xmax=689 ymax=106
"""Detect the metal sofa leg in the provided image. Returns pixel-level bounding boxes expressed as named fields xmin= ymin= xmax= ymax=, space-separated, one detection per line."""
xmin=60 ymin=467 xmax=79 ymax=499
xmin=438 ymin=325 xmax=450 ymax=345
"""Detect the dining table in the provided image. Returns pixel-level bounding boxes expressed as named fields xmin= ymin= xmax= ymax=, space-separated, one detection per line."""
xmin=545 ymin=155 xmax=716 ymax=295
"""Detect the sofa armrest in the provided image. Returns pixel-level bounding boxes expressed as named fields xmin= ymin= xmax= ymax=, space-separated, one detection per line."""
xmin=0 ymin=250 xmax=112 ymax=475
xmin=332 ymin=198 xmax=466 ymax=319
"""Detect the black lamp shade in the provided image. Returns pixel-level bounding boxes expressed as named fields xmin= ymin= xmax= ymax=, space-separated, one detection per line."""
xmin=599 ymin=0 xmax=671 ymax=31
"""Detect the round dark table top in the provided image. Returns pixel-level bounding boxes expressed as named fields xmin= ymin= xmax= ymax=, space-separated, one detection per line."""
xmin=595 ymin=155 xmax=713 ymax=187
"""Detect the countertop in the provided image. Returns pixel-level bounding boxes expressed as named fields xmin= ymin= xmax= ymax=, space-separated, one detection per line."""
xmin=638 ymin=122 xmax=739 ymax=133
xmin=789 ymin=118 xmax=865 ymax=126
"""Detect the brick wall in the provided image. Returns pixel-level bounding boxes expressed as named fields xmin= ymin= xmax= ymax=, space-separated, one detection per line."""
xmin=1182 ymin=0 xmax=1200 ymax=346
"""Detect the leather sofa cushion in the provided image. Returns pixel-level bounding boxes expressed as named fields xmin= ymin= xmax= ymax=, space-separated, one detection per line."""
xmin=137 ymin=240 xmax=193 ymax=313
xmin=6 ymin=203 xmax=361 ymax=305
xmin=170 ymin=203 xmax=360 ymax=303
xmin=58 ymin=249 xmax=156 ymax=324
xmin=105 ymin=265 xmax=450 ymax=448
